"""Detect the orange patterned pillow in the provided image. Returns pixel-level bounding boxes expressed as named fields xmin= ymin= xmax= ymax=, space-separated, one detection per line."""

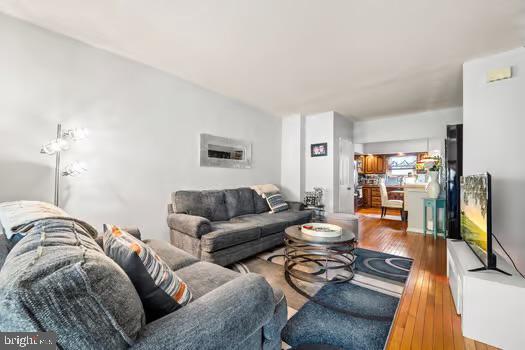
xmin=103 ymin=225 xmax=191 ymax=321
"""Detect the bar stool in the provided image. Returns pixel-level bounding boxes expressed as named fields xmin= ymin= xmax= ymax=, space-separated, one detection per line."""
xmin=423 ymin=198 xmax=446 ymax=238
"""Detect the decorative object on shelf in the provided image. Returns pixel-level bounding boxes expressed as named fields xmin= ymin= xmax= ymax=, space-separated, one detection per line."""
xmin=301 ymin=223 xmax=342 ymax=238
xmin=41 ymin=124 xmax=89 ymax=206
xmin=310 ymin=142 xmax=328 ymax=157
xmin=304 ymin=191 xmax=317 ymax=206
xmin=304 ymin=187 xmax=324 ymax=207
xmin=200 ymin=133 xmax=252 ymax=169
xmin=421 ymin=155 xmax=442 ymax=199
xmin=304 ymin=188 xmax=325 ymax=220
xmin=426 ymin=171 xmax=441 ymax=198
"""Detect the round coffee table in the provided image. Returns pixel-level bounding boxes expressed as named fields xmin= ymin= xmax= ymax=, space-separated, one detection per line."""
xmin=284 ymin=224 xmax=356 ymax=284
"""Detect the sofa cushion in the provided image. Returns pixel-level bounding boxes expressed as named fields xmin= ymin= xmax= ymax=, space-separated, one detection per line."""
xmin=175 ymin=261 xmax=239 ymax=300
xmin=224 ymin=188 xmax=255 ymax=218
xmin=0 ymin=219 xmax=145 ymax=349
xmin=172 ymin=190 xmax=229 ymax=222
xmin=253 ymin=190 xmax=271 ymax=214
xmin=104 ymin=225 xmax=192 ymax=322
xmin=144 ymin=239 xmax=199 ymax=271
xmin=265 ymin=210 xmax=312 ymax=225
xmin=230 ymin=214 xmax=290 ymax=237
xmin=201 ymin=222 xmax=260 ymax=253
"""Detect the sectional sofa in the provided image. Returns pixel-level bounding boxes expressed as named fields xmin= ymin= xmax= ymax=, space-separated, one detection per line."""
xmin=0 ymin=211 xmax=287 ymax=349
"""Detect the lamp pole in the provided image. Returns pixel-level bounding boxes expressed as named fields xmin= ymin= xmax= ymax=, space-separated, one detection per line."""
xmin=54 ymin=123 xmax=62 ymax=207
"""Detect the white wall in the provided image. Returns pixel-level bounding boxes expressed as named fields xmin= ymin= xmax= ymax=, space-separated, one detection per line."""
xmin=304 ymin=112 xmax=335 ymax=212
xmin=463 ymin=47 xmax=525 ymax=272
xmin=363 ymin=138 xmax=443 ymax=154
xmin=354 ymin=107 xmax=463 ymax=144
xmin=0 ymin=14 xmax=282 ymax=240
xmin=280 ymin=114 xmax=304 ymax=201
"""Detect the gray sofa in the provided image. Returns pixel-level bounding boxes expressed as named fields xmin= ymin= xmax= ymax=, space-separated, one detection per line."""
xmin=0 ymin=220 xmax=287 ymax=349
xmin=168 ymin=187 xmax=313 ymax=266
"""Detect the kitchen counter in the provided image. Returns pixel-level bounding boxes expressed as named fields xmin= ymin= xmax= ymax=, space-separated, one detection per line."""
xmin=404 ymin=185 xmax=428 ymax=233
xmin=360 ymin=184 xmax=425 ymax=189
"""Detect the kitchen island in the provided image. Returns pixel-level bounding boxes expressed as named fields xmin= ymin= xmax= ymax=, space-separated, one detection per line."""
xmin=403 ymin=184 xmax=428 ymax=233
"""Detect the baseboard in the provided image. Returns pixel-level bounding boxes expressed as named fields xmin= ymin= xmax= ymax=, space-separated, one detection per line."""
xmin=407 ymin=227 xmax=425 ymax=234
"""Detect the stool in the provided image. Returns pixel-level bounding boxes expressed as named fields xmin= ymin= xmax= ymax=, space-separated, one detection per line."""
xmin=423 ymin=198 xmax=446 ymax=239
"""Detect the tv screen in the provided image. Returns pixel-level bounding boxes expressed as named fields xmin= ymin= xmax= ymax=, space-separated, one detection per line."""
xmin=460 ymin=173 xmax=491 ymax=266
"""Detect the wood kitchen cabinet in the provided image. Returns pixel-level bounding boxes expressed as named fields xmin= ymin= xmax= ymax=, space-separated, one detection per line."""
xmin=363 ymin=155 xmax=386 ymax=174
xmin=361 ymin=186 xmax=382 ymax=208
xmin=362 ymin=187 xmax=372 ymax=207
xmin=376 ymin=156 xmax=386 ymax=173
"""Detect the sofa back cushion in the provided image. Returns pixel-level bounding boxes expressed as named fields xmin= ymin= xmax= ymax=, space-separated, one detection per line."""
xmin=224 ymin=188 xmax=256 ymax=218
xmin=0 ymin=219 xmax=145 ymax=349
xmin=253 ymin=190 xmax=271 ymax=214
xmin=172 ymin=190 xmax=229 ymax=222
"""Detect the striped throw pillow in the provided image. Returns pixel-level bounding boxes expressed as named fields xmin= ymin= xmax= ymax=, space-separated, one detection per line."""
xmin=265 ymin=193 xmax=289 ymax=213
xmin=103 ymin=225 xmax=191 ymax=321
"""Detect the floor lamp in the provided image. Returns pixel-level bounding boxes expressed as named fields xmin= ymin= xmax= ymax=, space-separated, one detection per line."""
xmin=41 ymin=124 xmax=88 ymax=207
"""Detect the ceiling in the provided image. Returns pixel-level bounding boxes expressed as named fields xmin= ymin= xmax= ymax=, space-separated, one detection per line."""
xmin=1 ymin=1 xmax=523 ymax=120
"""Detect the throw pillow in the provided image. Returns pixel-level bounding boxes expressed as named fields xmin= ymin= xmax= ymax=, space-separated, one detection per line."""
xmin=265 ymin=193 xmax=289 ymax=213
xmin=103 ymin=225 xmax=192 ymax=322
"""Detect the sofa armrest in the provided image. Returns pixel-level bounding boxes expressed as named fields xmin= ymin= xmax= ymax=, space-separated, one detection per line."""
xmin=286 ymin=201 xmax=305 ymax=211
xmin=131 ymin=273 xmax=275 ymax=350
xmin=167 ymin=213 xmax=211 ymax=239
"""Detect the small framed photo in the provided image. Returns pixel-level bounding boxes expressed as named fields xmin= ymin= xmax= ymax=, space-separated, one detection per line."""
xmin=311 ymin=142 xmax=328 ymax=157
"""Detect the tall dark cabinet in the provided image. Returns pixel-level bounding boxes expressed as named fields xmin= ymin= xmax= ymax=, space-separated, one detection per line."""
xmin=445 ymin=124 xmax=463 ymax=239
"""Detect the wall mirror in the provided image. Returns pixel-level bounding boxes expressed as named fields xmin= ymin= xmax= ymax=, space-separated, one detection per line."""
xmin=200 ymin=134 xmax=252 ymax=168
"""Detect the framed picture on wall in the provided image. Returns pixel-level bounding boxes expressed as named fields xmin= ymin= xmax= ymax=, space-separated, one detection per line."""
xmin=311 ymin=142 xmax=328 ymax=157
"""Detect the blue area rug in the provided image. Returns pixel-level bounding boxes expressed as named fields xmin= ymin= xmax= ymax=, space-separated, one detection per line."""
xmin=282 ymin=249 xmax=413 ymax=350
xmin=354 ymin=248 xmax=412 ymax=283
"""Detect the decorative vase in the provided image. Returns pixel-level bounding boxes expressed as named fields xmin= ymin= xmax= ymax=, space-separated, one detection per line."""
xmin=426 ymin=171 xmax=440 ymax=199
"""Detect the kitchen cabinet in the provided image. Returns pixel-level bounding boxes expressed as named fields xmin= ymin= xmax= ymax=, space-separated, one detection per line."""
xmin=363 ymin=155 xmax=386 ymax=174
xmin=376 ymin=156 xmax=386 ymax=173
xmin=371 ymin=187 xmax=382 ymax=208
xmin=360 ymin=185 xmax=405 ymax=209
xmin=361 ymin=186 xmax=382 ymax=208
xmin=362 ymin=187 xmax=372 ymax=207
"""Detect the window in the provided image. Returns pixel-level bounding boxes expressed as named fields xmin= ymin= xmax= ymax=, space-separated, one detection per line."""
xmin=388 ymin=155 xmax=417 ymax=176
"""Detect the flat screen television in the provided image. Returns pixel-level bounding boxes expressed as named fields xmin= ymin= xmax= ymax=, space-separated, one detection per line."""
xmin=460 ymin=173 xmax=508 ymax=274
xmin=460 ymin=173 xmax=492 ymax=267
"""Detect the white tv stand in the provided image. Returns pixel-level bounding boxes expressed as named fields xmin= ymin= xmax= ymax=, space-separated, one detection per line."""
xmin=447 ymin=239 xmax=525 ymax=349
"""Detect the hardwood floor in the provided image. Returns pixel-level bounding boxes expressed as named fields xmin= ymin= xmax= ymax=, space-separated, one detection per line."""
xmin=356 ymin=208 xmax=497 ymax=350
